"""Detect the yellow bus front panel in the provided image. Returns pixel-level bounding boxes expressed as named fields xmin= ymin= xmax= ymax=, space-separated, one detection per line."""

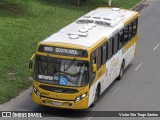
xmin=32 ymin=80 xmax=89 ymax=109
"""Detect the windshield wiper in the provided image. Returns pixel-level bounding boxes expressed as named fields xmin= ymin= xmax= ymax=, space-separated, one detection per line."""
xmin=64 ymin=58 xmax=76 ymax=72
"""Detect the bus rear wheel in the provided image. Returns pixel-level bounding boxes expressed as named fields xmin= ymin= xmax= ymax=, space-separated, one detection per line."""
xmin=90 ymin=86 xmax=99 ymax=107
xmin=117 ymin=61 xmax=125 ymax=80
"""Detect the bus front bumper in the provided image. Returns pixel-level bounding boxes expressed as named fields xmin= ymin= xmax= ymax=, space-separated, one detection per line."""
xmin=32 ymin=91 xmax=88 ymax=109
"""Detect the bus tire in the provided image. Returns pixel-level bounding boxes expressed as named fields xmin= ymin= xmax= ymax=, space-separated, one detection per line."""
xmin=90 ymin=85 xmax=100 ymax=107
xmin=117 ymin=60 xmax=125 ymax=80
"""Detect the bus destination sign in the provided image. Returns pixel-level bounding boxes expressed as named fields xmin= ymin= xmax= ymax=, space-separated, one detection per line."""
xmin=38 ymin=45 xmax=88 ymax=57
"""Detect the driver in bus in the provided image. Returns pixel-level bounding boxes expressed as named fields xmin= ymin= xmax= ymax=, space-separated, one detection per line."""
xmin=76 ymin=63 xmax=88 ymax=85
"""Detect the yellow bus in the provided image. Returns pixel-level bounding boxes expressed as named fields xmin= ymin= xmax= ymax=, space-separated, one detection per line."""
xmin=29 ymin=8 xmax=139 ymax=109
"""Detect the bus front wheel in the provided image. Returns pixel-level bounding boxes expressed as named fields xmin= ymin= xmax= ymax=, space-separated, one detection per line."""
xmin=117 ymin=61 xmax=125 ymax=80
xmin=90 ymin=86 xmax=99 ymax=107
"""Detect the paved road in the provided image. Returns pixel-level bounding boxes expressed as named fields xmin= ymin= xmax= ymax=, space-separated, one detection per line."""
xmin=1 ymin=0 xmax=160 ymax=119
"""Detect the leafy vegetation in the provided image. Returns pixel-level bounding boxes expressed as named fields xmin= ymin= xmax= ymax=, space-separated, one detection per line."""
xmin=0 ymin=0 xmax=140 ymax=104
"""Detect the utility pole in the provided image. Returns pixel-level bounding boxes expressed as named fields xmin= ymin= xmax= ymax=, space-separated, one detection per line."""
xmin=108 ymin=0 xmax=112 ymax=7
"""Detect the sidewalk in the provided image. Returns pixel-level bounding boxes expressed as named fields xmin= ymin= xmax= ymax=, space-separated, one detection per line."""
xmin=0 ymin=87 xmax=35 ymax=111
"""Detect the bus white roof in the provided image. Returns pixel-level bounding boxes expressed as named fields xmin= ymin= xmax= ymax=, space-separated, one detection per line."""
xmin=42 ymin=8 xmax=138 ymax=48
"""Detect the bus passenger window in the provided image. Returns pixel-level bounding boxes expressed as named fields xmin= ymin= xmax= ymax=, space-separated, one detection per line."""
xmin=133 ymin=19 xmax=138 ymax=36
xmin=93 ymin=57 xmax=96 ymax=64
xmin=106 ymin=42 xmax=109 ymax=61
xmin=119 ymin=29 xmax=124 ymax=49
xmin=92 ymin=52 xmax=96 ymax=64
xmin=98 ymin=43 xmax=107 ymax=69
xmin=90 ymin=50 xmax=97 ymax=74
xmin=124 ymin=26 xmax=129 ymax=43
xmin=98 ymin=45 xmax=104 ymax=69
xmin=102 ymin=43 xmax=107 ymax=64
xmin=129 ymin=23 xmax=133 ymax=40
xmin=108 ymin=39 xmax=113 ymax=60
xmin=113 ymin=34 xmax=119 ymax=54
xmin=112 ymin=37 xmax=114 ymax=55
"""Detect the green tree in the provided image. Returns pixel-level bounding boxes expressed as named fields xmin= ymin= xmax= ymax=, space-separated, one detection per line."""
xmin=108 ymin=0 xmax=112 ymax=6
xmin=72 ymin=0 xmax=88 ymax=6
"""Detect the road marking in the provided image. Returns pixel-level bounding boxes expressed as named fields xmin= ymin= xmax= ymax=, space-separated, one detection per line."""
xmin=112 ymin=87 xmax=120 ymax=95
xmin=134 ymin=62 xmax=143 ymax=71
xmin=153 ymin=43 xmax=160 ymax=51
xmin=88 ymin=113 xmax=95 ymax=120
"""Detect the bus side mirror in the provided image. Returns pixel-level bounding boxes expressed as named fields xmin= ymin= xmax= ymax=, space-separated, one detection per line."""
xmin=29 ymin=54 xmax=35 ymax=72
xmin=92 ymin=63 xmax=97 ymax=73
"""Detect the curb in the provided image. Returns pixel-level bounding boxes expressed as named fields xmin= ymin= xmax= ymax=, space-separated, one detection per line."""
xmin=131 ymin=0 xmax=147 ymax=11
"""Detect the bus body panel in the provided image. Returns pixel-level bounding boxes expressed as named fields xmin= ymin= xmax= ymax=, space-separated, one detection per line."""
xmin=32 ymin=80 xmax=89 ymax=109
xmin=88 ymin=34 xmax=138 ymax=107
xmin=32 ymin=91 xmax=89 ymax=109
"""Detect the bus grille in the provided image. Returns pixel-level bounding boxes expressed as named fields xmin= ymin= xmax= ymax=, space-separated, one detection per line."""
xmin=39 ymin=85 xmax=79 ymax=94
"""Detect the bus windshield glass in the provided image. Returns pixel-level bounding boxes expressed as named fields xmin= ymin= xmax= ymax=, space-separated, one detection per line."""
xmin=34 ymin=55 xmax=88 ymax=87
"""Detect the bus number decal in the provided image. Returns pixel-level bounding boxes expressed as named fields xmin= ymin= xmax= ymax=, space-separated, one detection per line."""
xmin=44 ymin=46 xmax=53 ymax=52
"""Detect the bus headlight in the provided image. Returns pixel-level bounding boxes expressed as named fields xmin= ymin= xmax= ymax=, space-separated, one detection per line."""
xmin=33 ymin=87 xmax=37 ymax=93
xmin=33 ymin=86 xmax=41 ymax=98
xmin=36 ymin=91 xmax=41 ymax=98
xmin=75 ymin=93 xmax=87 ymax=103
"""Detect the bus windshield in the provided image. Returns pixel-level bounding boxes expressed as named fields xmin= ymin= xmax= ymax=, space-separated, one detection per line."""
xmin=34 ymin=55 xmax=89 ymax=87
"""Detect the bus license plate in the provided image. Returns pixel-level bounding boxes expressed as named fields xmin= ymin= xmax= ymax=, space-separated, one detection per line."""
xmin=53 ymin=102 xmax=62 ymax=106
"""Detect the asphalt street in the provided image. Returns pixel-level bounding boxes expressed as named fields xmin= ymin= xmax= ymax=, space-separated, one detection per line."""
xmin=1 ymin=0 xmax=160 ymax=119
